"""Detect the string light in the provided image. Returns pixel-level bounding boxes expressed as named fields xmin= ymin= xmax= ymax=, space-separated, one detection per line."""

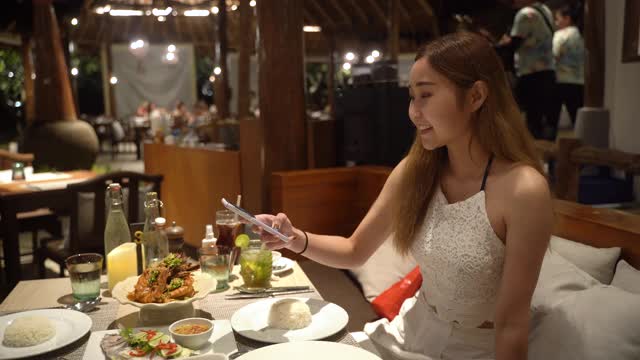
xmin=71 ymin=18 xmax=78 ymax=26
xmin=71 ymin=68 xmax=79 ymax=76
xmin=168 ymin=44 xmax=176 ymax=52
xmin=157 ymin=16 xmax=166 ymax=22
xmin=231 ymin=4 xmax=238 ymax=11
xmin=342 ymin=63 xmax=351 ymax=70
xmin=372 ymin=50 xmax=381 ymax=58
xmin=345 ymin=52 xmax=355 ymax=61
xmin=213 ymin=67 xmax=222 ymax=75
xmin=250 ymin=0 xmax=257 ymax=7
xmin=110 ymin=76 xmax=118 ymax=85
xmin=365 ymin=55 xmax=374 ymax=63
xmin=211 ymin=6 xmax=220 ymax=14
xmin=184 ymin=9 xmax=210 ymax=16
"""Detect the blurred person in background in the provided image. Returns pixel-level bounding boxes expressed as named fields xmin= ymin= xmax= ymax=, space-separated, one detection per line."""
xmin=552 ymin=3 xmax=584 ymax=128
xmin=498 ymin=0 xmax=557 ymax=140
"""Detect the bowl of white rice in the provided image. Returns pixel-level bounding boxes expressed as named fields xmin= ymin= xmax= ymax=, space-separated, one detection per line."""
xmin=2 ymin=316 xmax=56 ymax=347
xmin=268 ymin=299 xmax=312 ymax=330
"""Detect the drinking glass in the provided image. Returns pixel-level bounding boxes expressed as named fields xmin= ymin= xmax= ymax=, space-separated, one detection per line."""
xmin=215 ymin=209 xmax=243 ymax=265
xmin=239 ymin=240 xmax=272 ymax=290
xmin=199 ymin=245 xmax=232 ymax=290
xmin=66 ymin=253 xmax=103 ymax=301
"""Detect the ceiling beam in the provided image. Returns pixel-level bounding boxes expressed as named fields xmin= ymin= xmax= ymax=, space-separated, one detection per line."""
xmin=398 ymin=0 xmax=414 ymax=32
xmin=327 ymin=0 xmax=352 ymax=25
xmin=303 ymin=8 xmax=321 ymax=26
xmin=346 ymin=0 xmax=369 ymax=24
xmin=307 ymin=0 xmax=336 ymax=29
xmin=365 ymin=0 xmax=387 ymax=26
xmin=416 ymin=0 xmax=439 ymax=36
xmin=416 ymin=0 xmax=435 ymax=18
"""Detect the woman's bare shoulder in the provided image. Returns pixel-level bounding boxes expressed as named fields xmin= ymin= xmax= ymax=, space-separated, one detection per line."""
xmin=492 ymin=160 xmax=550 ymax=202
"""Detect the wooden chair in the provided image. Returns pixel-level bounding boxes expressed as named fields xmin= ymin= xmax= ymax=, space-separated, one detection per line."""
xmin=35 ymin=171 xmax=163 ymax=277
xmin=0 ymin=150 xmax=62 ymax=261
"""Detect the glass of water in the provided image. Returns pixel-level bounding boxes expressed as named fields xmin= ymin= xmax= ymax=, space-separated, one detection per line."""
xmin=65 ymin=253 xmax=103 ymax=301
xmin=199 ymin=245 xmax=232 ymax=291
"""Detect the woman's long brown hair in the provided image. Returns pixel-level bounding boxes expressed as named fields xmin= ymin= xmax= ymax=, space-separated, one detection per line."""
xmin=392 ymin=31 xmax=543 ymax=255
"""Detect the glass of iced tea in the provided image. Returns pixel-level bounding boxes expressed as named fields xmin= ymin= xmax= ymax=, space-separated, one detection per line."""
xmin=239 ymin=240 xmax=272 ymax=290
xmin=66 ymin=253 xmax=103 ymax=301
xmin=216 ymin=209 xmax=243 ymax=265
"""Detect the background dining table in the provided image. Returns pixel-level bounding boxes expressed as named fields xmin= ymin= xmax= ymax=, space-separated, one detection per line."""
xmin=0 ymin=170 xmax=95 ymax=287
xmin=0 ymin=262 xmax=360 ymax=359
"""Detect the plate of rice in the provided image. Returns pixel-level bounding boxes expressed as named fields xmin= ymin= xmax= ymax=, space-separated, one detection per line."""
xmin=0 ymin=308 xmax=92 ymax=359
xmin=230 ymin=297 xmax=348 ymax=343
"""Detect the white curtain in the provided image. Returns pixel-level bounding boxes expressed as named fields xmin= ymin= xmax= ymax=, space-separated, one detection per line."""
xmin=111 ymin=43 xmax=196 ymax=119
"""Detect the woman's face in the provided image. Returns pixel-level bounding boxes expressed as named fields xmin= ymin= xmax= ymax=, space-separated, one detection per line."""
xmin=408 ymin=58 xmax=475 ymax=150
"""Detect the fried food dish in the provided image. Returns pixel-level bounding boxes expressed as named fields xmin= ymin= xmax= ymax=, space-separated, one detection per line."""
xmin=127 ymin=254 xmax=200 ymax=303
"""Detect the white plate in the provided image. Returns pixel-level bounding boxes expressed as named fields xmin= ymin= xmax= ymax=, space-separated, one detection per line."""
xmin=272 ymin=257 xmax=294 ymax=275
xmin=230 ymin=297 xmax=348 ymax=343
xmin=236 ymin=341 xmax=381 ymax=360
xmin=0 ymin=309 xmax=92 ymax=360
xmin=82 ymin=320 xmax=238 ymax=359
xmin=112 ymin=270 xmax=216 ymax=310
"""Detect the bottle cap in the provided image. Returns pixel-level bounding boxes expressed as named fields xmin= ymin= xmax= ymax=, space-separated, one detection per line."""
xmin=202 ymin=224 xmax=217 ymax=246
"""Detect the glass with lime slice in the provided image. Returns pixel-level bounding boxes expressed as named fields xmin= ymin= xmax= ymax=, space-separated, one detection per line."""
xmin=235 ymin=234 xmax=250 ymax=249
xmin=239 ymin=239 xmax=272 ymax=290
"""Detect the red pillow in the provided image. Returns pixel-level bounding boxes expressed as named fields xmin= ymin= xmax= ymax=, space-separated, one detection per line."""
xmin=371 ymin=266 xmax=422 ymax=321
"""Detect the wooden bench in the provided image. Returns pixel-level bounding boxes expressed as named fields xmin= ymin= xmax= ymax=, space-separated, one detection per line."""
xmin=535 ymin=138 xmax=640 ymax=202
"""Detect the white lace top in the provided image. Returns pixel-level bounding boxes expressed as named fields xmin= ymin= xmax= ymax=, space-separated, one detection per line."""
xmin=410 ymin=186 xmax=505 ymax=328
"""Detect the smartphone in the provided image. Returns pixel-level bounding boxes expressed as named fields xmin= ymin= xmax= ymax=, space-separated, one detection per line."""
xmin=221 ymin=198 xmax=290 ymax=243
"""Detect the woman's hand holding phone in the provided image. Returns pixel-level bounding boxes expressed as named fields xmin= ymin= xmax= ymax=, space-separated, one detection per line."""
xmin=252 ymin=213 xmax=305 ymax=252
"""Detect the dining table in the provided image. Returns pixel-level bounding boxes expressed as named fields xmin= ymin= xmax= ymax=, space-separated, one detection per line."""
xmin=0 ymin=170 xmax=95 ymax=287
xmin=0 ymin=262 xmax=360 ymax=359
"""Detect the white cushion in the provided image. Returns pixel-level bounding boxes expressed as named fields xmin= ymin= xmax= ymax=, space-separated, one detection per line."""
xmin=349 ymin=236 xmax=417 ymax=302
xmin=531 ymin=248 xmax=599 ymax=313
xmin=550 ymin=235 xmax=620 ymax=284
xmin=529 ymin=285 xmax=640 ymax=360
xmin=611 ymin=260 xmax=640 ymax=294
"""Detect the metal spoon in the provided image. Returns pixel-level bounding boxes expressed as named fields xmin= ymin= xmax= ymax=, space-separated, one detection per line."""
xmin=65 ymin=297 xmax=102 ymax=313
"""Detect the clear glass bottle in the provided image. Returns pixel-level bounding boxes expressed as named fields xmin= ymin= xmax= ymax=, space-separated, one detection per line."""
xmin=141 ymin=192 xmax=169 ymax=269
xmin=104 ymin=183 xmax=135 ymax=290
xmin=104 ymin=183 xmax=132 ymax=259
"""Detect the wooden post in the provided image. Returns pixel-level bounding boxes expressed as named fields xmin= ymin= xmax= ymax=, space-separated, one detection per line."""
xmin=21 ymin=35 xmax=35 ymax=125
xmin=327 ymin=32 xmax=336 ymax=119
xmin=583 ymin=0 xmax=605 ymax=107
xmin=100 ymin=42 xmax=116 ymax=117
xmin=555 ymin=138 xmax=582 ymax=201
xmin=258 ymin=0 xmax=307 ymax=211
xmin=387 ymin=0 xmax=400 ymax=63
xmin=214 ymin=0 xmax=231 ymax=118
xmin=32 ymin=0 xmax=77 ymax=123
xmin=237 ymin=0 xmax=252 ymax=119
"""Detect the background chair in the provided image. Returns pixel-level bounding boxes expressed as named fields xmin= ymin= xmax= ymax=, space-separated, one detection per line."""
xmin=0 ymin=150 xmax=62 ymax=262
xmin=35 ymin=171 xmax=163 ymax=277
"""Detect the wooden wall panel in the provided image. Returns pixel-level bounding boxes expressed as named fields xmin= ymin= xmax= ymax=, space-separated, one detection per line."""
xmin=144 ymin=144 xmax=242 ymax=248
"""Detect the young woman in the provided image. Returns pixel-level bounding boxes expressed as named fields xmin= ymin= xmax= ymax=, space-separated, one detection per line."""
xmin=254 ymin=32 xmax=552 ymax=360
